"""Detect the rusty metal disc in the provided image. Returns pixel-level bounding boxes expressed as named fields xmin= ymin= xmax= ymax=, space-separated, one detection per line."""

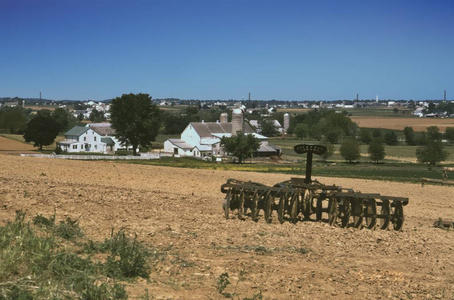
xmin=379 ymin=200 xmax=390 ymax=230
xmin=365 ymin=199 xmax=377 ymax=229
xmin=339 ymin=197 xmax=351 ymax=228
xmin=223 ymin=190 xmax=232 ymax=219
xmin=316 ymin=197 xmax=323 ymax=221
xmin=328 ymin=197 xmax=338 ymax=226
xmin=290 ymin=192 xmax=299 ymax=224
xmin=278 ymin=192 xmax=288 ymax=224
xmin=352 ymin=199 xmax=364 ymax=229
xmin=392 ymin=202 xmax=404 ymax=231
xmin=250 ymin=190 xmax=260 ymax=222
xmin=264 ymin=191 xmax=274 ymax=224
xmin=237 ymin=189 xmax=245 ymax=220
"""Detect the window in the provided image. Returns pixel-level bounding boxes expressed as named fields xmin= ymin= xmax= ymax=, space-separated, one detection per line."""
xmin=174 ymin=148 xmax=178 ymax=155
xmin=72 ymin=145 xmax=77 ymax=150
xmin=84 ymin=137 xmax=86 ymax=141
xmin=94 ymin=137 xmax=97 ymax=141
xmin=95 ymin=145 xmax=97 ymax=149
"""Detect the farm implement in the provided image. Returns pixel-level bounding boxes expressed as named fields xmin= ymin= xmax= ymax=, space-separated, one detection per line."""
xmin=221 ymin=144 xmax=409 ymax=230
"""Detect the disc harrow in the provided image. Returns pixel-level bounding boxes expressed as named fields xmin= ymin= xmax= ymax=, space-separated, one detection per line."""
xmin=221 ymin=144 xmax=409 ymax=230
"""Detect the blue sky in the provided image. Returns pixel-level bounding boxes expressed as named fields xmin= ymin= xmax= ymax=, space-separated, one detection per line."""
xmin=1 ymin=0 xmax=453 ymax=101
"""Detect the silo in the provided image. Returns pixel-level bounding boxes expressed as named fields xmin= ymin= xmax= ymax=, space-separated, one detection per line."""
xmin=220 ymin=112 xmax=228 ymax=123
xmin=232 ymin=109 xmax=243 ymax=135
xmin=284 ymin=113 xmax=290 ymax=133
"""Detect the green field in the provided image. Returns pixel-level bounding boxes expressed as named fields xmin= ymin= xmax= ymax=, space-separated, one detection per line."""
xmin=2 ymin=124 xmax=454 ymax=184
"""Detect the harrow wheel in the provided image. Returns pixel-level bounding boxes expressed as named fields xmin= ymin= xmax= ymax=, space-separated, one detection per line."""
xmin=339 ymin=198 xmax=351 ymax=228
xmin=303 ymin=190 xmax=312 ymax=220
xmin=328 ymin=197 xmax=338 ymax=226
xmin=352 ymin=199 xmax=364 ymax=229
xmin=290 ymin=192 xmax=299 ymax=224
xmin=392 ymin=202 xmax=404 ymax=231
xmin=237 ymin=190 xmax=245 ymax=220
xmin=365 ymin=199 xmax=377 ymax=229
xmin=316 ymin=197 xmax=323 ymax=221
xmin=379 ymin=200 xmax=390 ymax=230
xmin=223 ymin=190 xmax=232 ymax=219
xmin=264 ymin=191 xmax=274 ymax=224
xmin=250 ymin=191 xmax=260 ymax=222
xmin=277 ymin=193 xmax=288 ymax=224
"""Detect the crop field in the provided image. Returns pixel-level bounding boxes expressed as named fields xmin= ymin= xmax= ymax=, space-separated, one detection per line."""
xmin=350 ymin=116 xmax=454 ymax=132
xmin=0 ymin=154 xmax=453 ymax=299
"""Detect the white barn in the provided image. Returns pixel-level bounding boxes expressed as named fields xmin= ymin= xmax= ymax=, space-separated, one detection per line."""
xmin=164 ymin=110 xmax=280 ymax=159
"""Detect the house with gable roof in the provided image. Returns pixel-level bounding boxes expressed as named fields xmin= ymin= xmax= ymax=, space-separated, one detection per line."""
xmin=86 ymin=123 xmax=134 ymax=152
xmin=57 ymin=126 xmax=107 ymax=153
xmin=57 ymin=123 xmax=134 ymax=154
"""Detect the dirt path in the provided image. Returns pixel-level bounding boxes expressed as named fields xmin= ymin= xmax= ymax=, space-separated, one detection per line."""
xmin=0 ymin=155 xmax=453 ymax=299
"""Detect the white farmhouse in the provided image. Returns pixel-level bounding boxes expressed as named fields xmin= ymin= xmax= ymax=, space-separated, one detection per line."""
xmin=57 ymin=127 xmax=107 ymax=153
xmin=86 ymin=123 xmax=134 ymax=152
xmin=164 ymin=110 xmax=280 ymax=159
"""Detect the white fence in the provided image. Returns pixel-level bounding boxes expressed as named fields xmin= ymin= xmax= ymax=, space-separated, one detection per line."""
xmin=20 ymin=152 xmax=174 ymax=160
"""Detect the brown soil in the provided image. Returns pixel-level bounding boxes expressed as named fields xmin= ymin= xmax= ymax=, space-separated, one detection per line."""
xmin=350 ymin=116 xmax=454 ymax=132
xmin=0 ymin=136 xmax=35 ymax=154
xmin=0 ymin=155 xmax=453 ymax=299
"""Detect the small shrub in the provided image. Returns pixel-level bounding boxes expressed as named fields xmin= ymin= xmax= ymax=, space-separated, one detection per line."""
xmin=55 ymin=146 xmax=63 ymax=154
xmin=54 ymin=217 xmax=83 ymax=240
xmin=216 ymin=272 xmax=231 ymax=295
xmin=103 ymin=229 xmax=151 ymax=279
xmin=33 ymin=214 xmax=55 ymax=228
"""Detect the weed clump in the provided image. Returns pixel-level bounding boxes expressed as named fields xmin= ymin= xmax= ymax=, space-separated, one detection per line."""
xmin=0 ymin=211 xmax=154 ymax=299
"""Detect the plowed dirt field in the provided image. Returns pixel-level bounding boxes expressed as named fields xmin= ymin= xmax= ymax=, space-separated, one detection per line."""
xmin=350 ymin=116 xmax=454 ymax=132
xmin=0 ymin=155 xmax=453 ymax=299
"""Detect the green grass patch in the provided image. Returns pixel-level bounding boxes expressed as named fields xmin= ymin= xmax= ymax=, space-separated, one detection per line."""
xmin=0 ymin=211 xmax=157 ymax=299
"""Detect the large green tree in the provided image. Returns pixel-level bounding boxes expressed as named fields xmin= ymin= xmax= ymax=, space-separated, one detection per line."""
xmin=23 ymin=111 xmax=60 ymax=150
xmin=368 ymin=138 xmax=385 ymax=163
xmin=89 ymin=109 xmax=106 ymax=123
xmin=445 ymin=127 xmax=454 ymax=144
xmin=416 ymin=126 xmax=448 ymax=165
xmin=220 ymin=132 xmax=261 ymax=164
xmin=293 ymin=123 xmax=309 ymax=140
xmin=403 ymin=126 xmax=415 ymax=145
xmin=384 ymin=131 xmax=398 ymax=146
xmin=340 ymin=138 xmax=360 ymax=163
xmin=52 ymin=108 xmax=77 ymax=133
xmin=0 ymin=106 xmax=27 ymax=134
xmin=110 ymin=93 xmax=161 ymax=155
xmin=259 ymin=119 xmax=280 ymax=137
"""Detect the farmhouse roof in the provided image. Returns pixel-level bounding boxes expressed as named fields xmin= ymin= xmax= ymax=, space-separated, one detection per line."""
xmin=211 ymin=132 xmax=268 ymax=140
xmin=65 ymin=126 xmax=89 ymax=136
xmin=189 ymin=122 xmax=254 ymax=138
xmin=87 ymin=123 xmax=116 ymax=136
xmin=168 ymin=139 xmax=194 ymax=150
xmin=101 ymin=137 xmax=115 ymax=146
xmin=194 ymin=144 xmax=212 ymax=151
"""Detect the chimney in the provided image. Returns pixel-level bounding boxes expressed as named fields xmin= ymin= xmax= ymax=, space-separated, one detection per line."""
xmin=220 ymin=112 xmax=228 ymax=123
xmin=232 ymin=109 xmax=243 ymax=135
